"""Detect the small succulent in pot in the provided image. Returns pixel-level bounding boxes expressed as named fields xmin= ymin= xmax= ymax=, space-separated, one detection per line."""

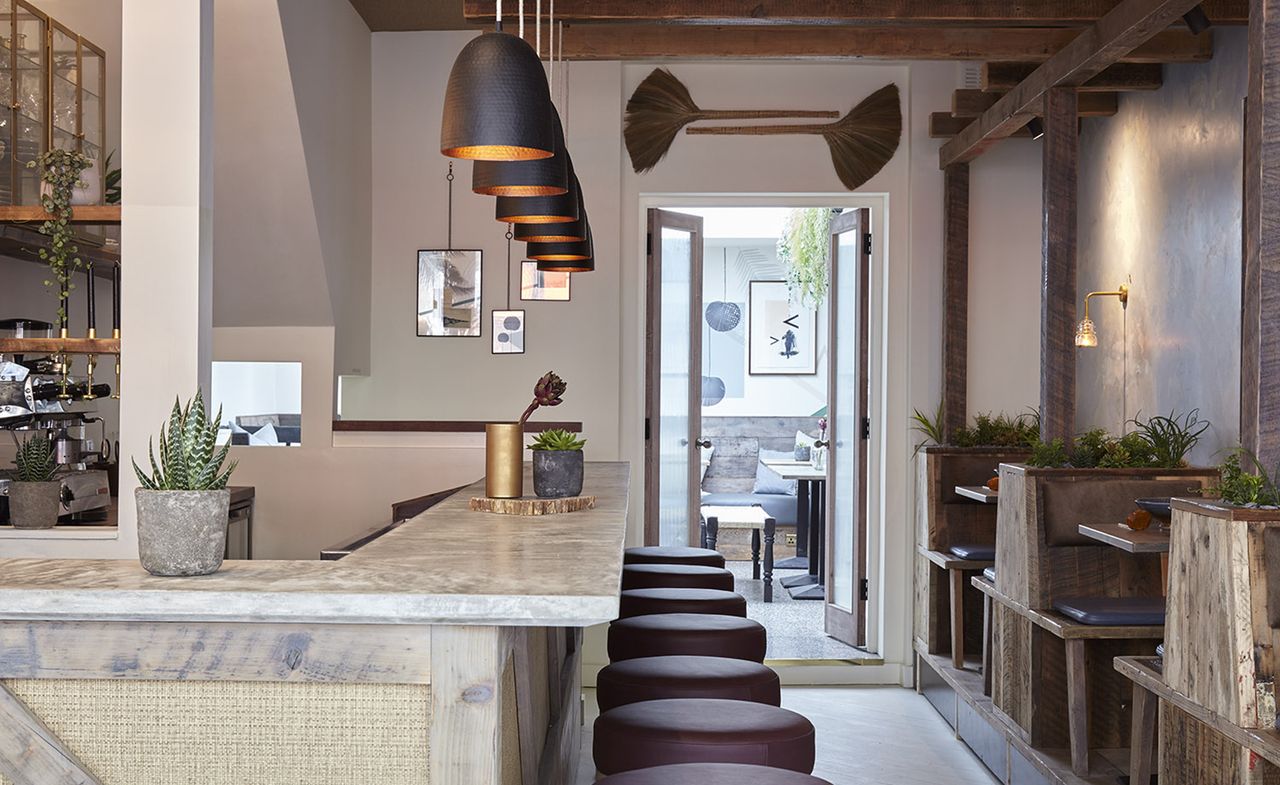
xmin=529 ymin=428 xmax=586 ymax=499
xmin=132 ymin=389 xmax=237 ymax=576
xmin=9 ymin=434 xmax=61 ymax=529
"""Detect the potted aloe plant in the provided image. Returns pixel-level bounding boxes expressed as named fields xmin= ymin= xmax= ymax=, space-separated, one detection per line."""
xmin=132 ymin=390 xmax=237 ymax=576
xmin=530 ymin=428 xmax=586 ymax=499
xmin=9 ymin=434 xmax=60 ymax=529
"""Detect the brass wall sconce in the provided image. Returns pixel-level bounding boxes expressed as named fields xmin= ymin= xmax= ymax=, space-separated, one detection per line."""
xmin=1075 ymin=283 xmax=1130 ymax=348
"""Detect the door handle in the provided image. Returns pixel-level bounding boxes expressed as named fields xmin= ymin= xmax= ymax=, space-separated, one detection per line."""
xmin=695 ymin=439 xmax=713 ymax=449
xmin=813 ymin=440 xmax=829 ymax=449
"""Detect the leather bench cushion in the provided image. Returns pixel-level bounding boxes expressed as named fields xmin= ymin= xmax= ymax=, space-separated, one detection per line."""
xmin=593 ymin=698 xmax=816 ymax=775
xmin=625 ymin=546 xmax=726 ymax=568
xmin=1052 ymin=596 xmax=1166 ymax=626
xmin=982 ymin=566 xmax=997 ymax=583
xmin=700 ymin=492 xmax=798 ymax=527
xmin=597 ymin=655 xmax=780 ymax=712
xmin=608 ymin=613 xmax=767 ymax=662
xmin=949 ymin=543 xmax=996 ymax=561
xmin=1041 ymin=479 xmax=1201 ymax=546
xmin=598 ymin=763 xmax=832 ymax=785
xmin=623 ymin=564 xmax=735 ymax=592
xmin=619 ymin=588 xmax=747 ymax=619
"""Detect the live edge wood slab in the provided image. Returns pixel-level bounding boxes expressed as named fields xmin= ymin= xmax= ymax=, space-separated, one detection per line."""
xmin=0 ymin=463 xmax=628 ymax=785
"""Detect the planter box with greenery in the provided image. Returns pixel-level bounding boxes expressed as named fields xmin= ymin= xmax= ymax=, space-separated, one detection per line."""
xmin=133 ymin=390 xmax=237 ymax=577
xmin=8 ymin=435 xmax=61 ymax=529
xmin=530 ymin=429 xmax=586 ymax=499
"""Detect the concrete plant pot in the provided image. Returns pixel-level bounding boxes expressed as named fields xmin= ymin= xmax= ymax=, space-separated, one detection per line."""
xmin=9 ymin=481 xmax=61 ymax=529
xmin=532 ymin=451 xmax=584 ymax=499
xmin=135 ymin=488 xmax=229 ymax=576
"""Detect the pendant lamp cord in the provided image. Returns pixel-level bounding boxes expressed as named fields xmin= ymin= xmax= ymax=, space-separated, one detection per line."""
xmin=446 ymin=162 xmax=454 ymax=250
xmin=518 ymin=0 xmax=524 ymax=40
xmin=536 ymin=0 xmax=541 ymax=56
xmin=506 ymin=224 xmax=514 ymax=310
xmin=495 ymin=0 xmax=501 ymax=32
xmin=560 ymin=22 xmax=568 ymax=133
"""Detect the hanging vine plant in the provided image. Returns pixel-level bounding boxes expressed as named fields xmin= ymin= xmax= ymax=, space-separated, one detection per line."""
xmin=778 ymin=207 xmax=832 ymax=308
xmin=27 ymin=149 xmax=92 ymax=325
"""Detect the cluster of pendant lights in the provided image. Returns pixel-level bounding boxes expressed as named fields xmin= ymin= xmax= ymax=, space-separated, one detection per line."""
xmin=439 ymin=1 xmax=593 ymax=273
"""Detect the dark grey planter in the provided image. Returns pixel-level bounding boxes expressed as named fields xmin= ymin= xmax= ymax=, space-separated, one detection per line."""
xmin=135 ymin=489 xmax=229 ymax=576
xmin=9 ymin=481 xmax=61 ymax=529
xmin=532 ymin=451 xmax=584 ymax=498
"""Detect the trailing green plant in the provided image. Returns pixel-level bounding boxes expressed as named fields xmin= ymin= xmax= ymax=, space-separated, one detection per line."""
xmin=778 ymin=207 xmax=831 ymax=308
xmin=529 ymin=429 xmax=586 ymax=452
xmin=1028 ymin=437 xmax=1071 ymax=468
xmin=1210 ymin=451 xmax=1280 ymax=508
xmin=103 ymin=149 xmax=120 ymax=205
xmin=133 ymin=389 xmax=236 ymax=491
xmin=27 ymin=148 xmax=92 ymax=326
xmin=12 ymin=434 xmax=57 ymax=482
xmin=1130 ymin=409 xmax=1209 ymax=469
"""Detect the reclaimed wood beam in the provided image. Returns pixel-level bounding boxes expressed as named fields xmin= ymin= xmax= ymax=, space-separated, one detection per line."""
xmin=951 ymin=89 xmax=1119 ymax=117
xmin=0 ymin=683 xmax=103 ymax=785
xmin=982 ymin=62 xmax=1165 ymax=92
xmin=931 ymin=113 xmax=1034 ymax=138
xmin=942 ymin=163 xmax=970 ymax=443
xmin=1242 ymin=0 xmax=1280 ymax=471
xmin=524 ymin=26 xmax=1208 ymax=62
xmin=1039 ymin=89 xmax=1080 ymax=448
xmin=471 ymin=0 xmax=1248 ymax=26
xmin=940 ymin=0 xmax=1203 ymax=167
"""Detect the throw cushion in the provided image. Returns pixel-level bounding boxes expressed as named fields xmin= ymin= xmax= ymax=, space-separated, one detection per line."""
xmin=754 ymin=449 xmax=798 ymax=495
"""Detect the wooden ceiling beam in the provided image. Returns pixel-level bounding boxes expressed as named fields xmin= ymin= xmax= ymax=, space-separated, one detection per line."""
xmin=931 ymin=113 xmax=1035 ymax=138
xmin=951 ymin=89 xmax=1119 ymax=117
xmin=522 ymin=26 xmax=1209 ymax=62
xmin=940 ymin=0 xmax=1202 ymax=167
xmin=466 ymin=0 xmax=1248 ymax=26
xmin=982 ymin=62 xmax=1164 ymax=91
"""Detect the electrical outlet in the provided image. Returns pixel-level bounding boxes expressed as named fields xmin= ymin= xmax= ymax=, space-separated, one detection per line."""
xmin=785 ymin=533 xmax=797 ymax=546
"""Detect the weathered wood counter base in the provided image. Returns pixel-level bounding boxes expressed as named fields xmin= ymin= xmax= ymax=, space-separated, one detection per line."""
xmin=0 ymin=463 xmax=630 ymax=785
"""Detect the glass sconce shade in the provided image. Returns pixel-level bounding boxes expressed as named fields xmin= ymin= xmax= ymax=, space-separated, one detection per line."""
xmin=1075 ymin=318 xmax=1099 ymax=348
xmin=471 ymin=109 xmax=569 ymax=196
xmin=440 ymin=32 xmax=556 ymax=161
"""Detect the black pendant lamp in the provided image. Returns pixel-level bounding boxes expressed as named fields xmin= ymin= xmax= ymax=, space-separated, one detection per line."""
xmin=472 ymin=108 xmax=569 ymax=196
xmin=496 ymin=168 xmax=580 ymax=224
xmin=534 ymin=222 xmax=594 ymax=272
xmin=513 ymin=186 xmax=587 ymax=241
xmin=440 ymin=30 xmax=555 ymax=161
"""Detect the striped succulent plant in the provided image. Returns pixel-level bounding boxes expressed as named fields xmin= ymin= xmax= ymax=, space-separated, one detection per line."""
xmin=13 ymin=434 xmax=57 ymax=482
xmin=133 ymin=389 xmax=236 ymax=491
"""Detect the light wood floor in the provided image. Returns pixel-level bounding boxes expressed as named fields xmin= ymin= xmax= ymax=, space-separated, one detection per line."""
xmin=577 ymin=686 xmax=999 ymax=784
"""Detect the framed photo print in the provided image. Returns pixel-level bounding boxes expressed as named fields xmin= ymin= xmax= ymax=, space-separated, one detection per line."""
xmin=748 ymin=280 xmax=818 ymax=375
xmin=520 ymin=261 xmax=571 ymax=301
xmin=492 ymin=309 xmax=526 ymax=354
xmin=417 ymin=249 xmax=482 ymax=337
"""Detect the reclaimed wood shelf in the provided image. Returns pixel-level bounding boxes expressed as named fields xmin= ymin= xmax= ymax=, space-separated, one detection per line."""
xmin=1114 ymin=656 xmax=1280 ymax=769
xmin=1077 ymin=522 xmax=1169 ymax=553
xmin=955 ymin=484 xmax=999 ymax=504
xmin=0 ymin=337 xmax=120 ymax=356
xmin=972 ymin=576 xmax=1163 ymax=640
xmin=0 ymin=205 xmax=121 ymax=224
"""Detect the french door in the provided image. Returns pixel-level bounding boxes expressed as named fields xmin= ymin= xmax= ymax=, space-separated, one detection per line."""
xmin=825 ymin=208 xmax=871 ymax=647
xmin=644 ymin=209 xmax=705 ymax=546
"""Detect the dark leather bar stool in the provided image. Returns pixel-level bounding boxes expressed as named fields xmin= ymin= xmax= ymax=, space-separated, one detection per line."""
xmin=623 ymin=563 xmax=735 ymax=591
xmin=596 ymin=655 xmax=781 ymax=712
xmin=619 ymin=588 xmax=747 ymax=619
xmin=597 ymin=762 xmax=833 ymax=785
xmin=593 ymin=698 xmax=816 ymax=775
xmin=624 ymin=546 xmax=725 ymax=568
xmin=609 ymin=613 xmax=767 ymax=662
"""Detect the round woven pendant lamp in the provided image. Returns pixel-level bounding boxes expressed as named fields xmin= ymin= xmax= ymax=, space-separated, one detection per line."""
xmin=440 ymin=31 xmax=555 ymax=161
xmin=496 ymin=170 xmax=580 ymax=224
xmin=472 ymin=109 xmax=569 ymax=195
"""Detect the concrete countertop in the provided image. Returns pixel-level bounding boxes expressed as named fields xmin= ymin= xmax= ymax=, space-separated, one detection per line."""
xmin=0 ymin=462 xmax=629 ymax=627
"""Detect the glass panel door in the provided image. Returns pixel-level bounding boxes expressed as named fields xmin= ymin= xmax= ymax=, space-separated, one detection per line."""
xmin=645 ymin=209 xmax=704 ymax=546
xmin=825 ymin=208 xmax=871 ymax=647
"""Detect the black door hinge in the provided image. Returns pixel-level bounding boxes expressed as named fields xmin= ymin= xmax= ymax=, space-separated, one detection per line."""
xmin=860 ymin=578 xmax=869 ymax=602
xmin=646 ymin=232 xmax=653 ymax=257
xmin=644 ymin=417 xmax=651 ymax=441
xmin=861 ymin=416 xmax=871 ymax=440
xmin=863 ymin=233 xmax=872 ymax=256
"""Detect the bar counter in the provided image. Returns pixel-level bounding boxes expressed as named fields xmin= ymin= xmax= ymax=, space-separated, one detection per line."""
xmin=0 ymin=461 xmax=630 ymax=785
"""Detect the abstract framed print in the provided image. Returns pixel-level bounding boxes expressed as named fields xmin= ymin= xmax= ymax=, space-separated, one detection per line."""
xmin=492 ymin=309 xmax=526 ymax=354
xmin=520 ymin=261 xmax=571 ymax=301
xmin=748 ymin=280 xmax=818 ymax=375
xmin=417 ymin=249 xmax=482 ymax=336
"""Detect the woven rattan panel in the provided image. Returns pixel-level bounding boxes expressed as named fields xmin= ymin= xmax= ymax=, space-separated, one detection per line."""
xmin=1 ymin=679 xmax=430 ymax=785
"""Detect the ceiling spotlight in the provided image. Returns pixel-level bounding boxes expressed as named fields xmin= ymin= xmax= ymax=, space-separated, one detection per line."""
xmin=1027 ymin=117 xmax=1046 ymax=140
xmin=1183 ymin=5 xmax=1212 ymax=34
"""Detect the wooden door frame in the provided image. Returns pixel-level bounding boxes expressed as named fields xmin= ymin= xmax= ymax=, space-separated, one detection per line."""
xmin=643 ymin=208 xmax=705 ymax=546
xmin=825 ymin=207 xmax=871 ymax=647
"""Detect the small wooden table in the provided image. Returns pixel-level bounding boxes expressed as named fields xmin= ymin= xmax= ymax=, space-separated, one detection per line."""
xmin=760 ymin=459 xmax=827 ymax=601
xmin=701 ymin=505 xmax=777 ymax=602
xmin=1077 ymin=522 xmax=1170 ymax=553
xmin=955 ymin=485 xmax=999 ymax=504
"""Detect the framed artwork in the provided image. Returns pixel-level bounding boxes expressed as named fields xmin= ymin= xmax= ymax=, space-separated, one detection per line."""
xmin=520 ymin=261 xmax=572 ymax=301
xmin=748 ymin=280 xmax=818 ymax=375
xmin=417 ymin=249 xmax=482 ymax=337
xmin=492 ymin=309 xmax=526 ymax=354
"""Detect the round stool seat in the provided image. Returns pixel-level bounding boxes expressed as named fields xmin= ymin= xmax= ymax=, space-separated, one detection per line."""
xmin=623 ymin=564 xmax=735 ymax=592
xmin=609 ymin=613 xmax=766 ymax=662
xmin=598 ymin=763 xmax=832 ymax=785
xmin=593 ymin=698 xmax=816 ymax=775
xmin=624 ymin=546 xmax=725 ymax=568
xmin=597 ymin=656 xmax=779 ymax=712
xmin=619 ymin=588 xmax=746 ymax=619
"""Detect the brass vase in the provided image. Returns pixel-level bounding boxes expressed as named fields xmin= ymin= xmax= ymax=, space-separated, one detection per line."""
xmin=485 ymin=423 xmax=524 ymax=499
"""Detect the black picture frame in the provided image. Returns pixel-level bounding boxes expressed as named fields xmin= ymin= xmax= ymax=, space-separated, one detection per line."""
xmin=416 ymin=249 xmax=483 ymax=337
xmin=748 ymin=280 xmax=819 ymax=375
